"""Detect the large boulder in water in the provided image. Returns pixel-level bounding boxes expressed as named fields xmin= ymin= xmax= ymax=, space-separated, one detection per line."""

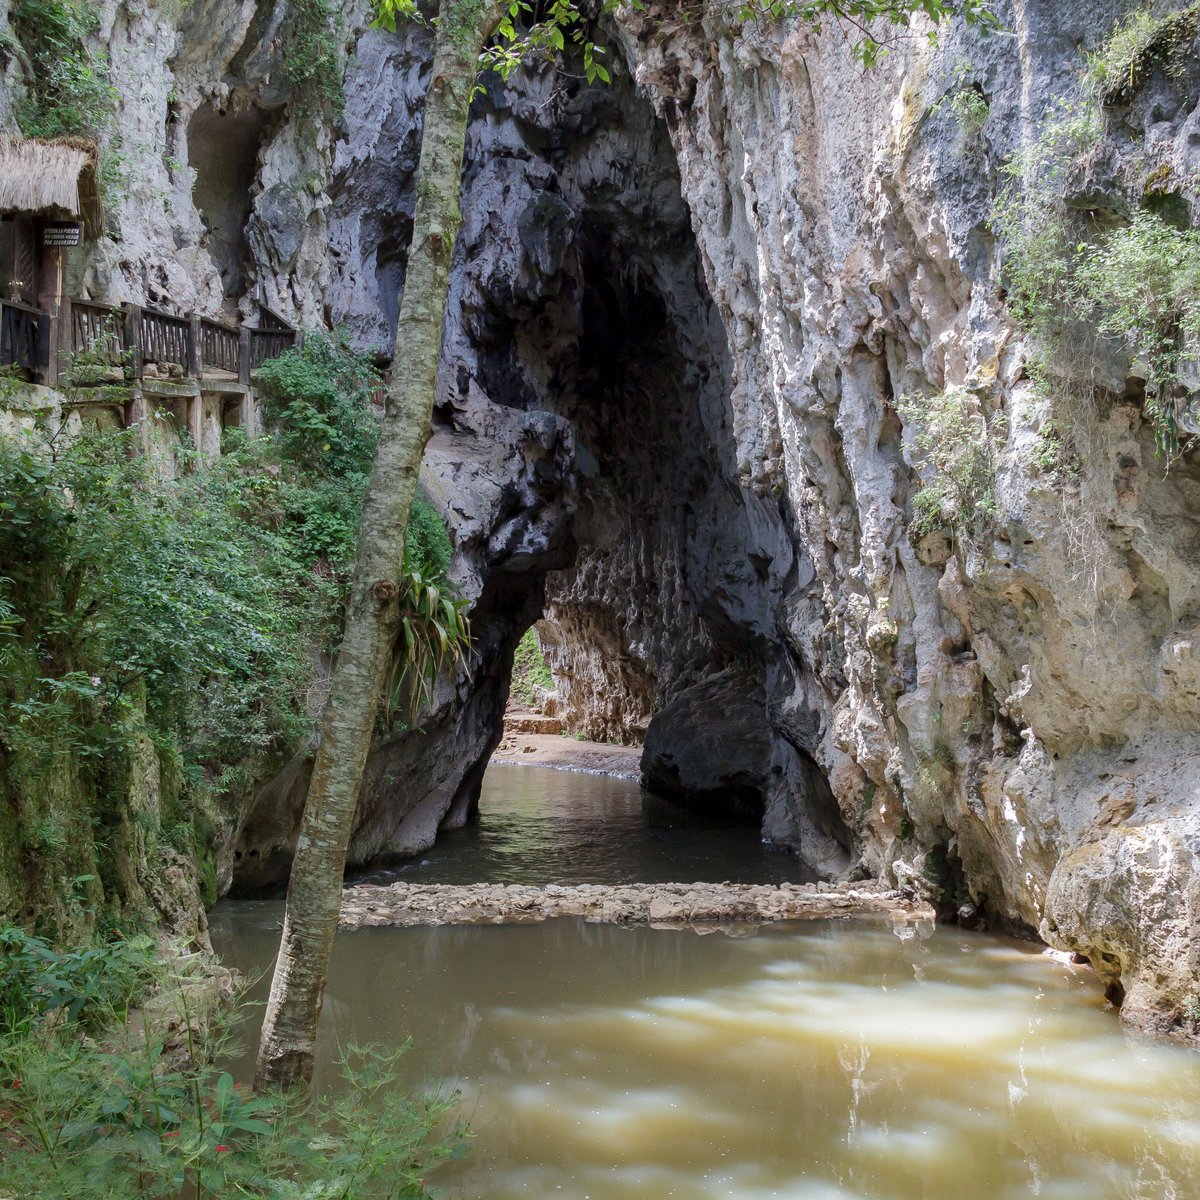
xmin=640 ymin=672 xmax=770 ymax=814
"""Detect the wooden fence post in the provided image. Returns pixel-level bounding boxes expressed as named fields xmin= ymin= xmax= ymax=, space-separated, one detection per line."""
xmin=187 ymin=314 xmax=202 ymax=379
xmin=238 ymin=326 xmax=252 ymax=386
xmin=54 ymin=294 xmax=71 ymax=386
xmin=123 ymin=303 xmax=143 ymax=380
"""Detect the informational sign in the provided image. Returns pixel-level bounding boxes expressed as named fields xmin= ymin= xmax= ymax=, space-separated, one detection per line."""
xmin=43 ymin=221 xmax=82 ymax=247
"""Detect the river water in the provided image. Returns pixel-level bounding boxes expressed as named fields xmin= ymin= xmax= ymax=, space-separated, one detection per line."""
xmin=211 ymin=765 xmax=1200 ymax=1200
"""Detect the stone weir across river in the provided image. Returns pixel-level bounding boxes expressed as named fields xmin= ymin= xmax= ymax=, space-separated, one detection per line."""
xmin=339 ymin=880 xmax=931 ymax=929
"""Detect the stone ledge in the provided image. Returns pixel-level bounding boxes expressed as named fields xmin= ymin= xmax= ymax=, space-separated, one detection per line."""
xmin=339 ymin=880 xmax=933 ymax=929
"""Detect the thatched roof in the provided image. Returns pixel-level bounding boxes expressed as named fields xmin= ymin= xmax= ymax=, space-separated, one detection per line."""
xmin=0 ymin=134 xmax=103 ymax=239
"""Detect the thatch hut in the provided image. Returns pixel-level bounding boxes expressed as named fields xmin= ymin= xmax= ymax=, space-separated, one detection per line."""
xmin=0 ymin=134 xmax=103 ymax=379
xmin=0 ymin=134 xmax=102 ymax=239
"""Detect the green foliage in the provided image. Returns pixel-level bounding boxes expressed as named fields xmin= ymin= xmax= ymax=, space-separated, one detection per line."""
xmin=373 ymin=0 xmax=997 ymax=82
xmin=0 ymin=431 xmax=330 ymax=778
xmin=991 ymin=4 xmax=1200 ymax=460
xmin=383 ymin=568 xmax=470 ymax=729
xmin=254 ymin=331 xmax=380 ymax=479
xmin=283 ymin=0 xmax=347 ymax=116
xmin=0 ymin=932 xmax=462 ymax=1199
xmin=944 ymin=85 xmax=989 ymax=137
xmin=899 ymin=387 xmax=999 ymax=551
xmin=405 ymin=494 xmax=453 ymax=580
xmin=0 ymin=424 xmax=344 ymax=932
xmin=0 ymin=926 xmax=157 ymax=1036
xmin=254 ymin=331 xmax=381 ymax=566
xmin=1084 ymin=2 xmax=1200 ymax=105
xmin=8 ymin=0 xmax=121 ymax=203
xmin=9 ymin=0 xmax=116 ymax=138
xmin=510 ymin=627 xmax=553 ymax=708
xmin=255 ymin=331 xmax=467 ymax=734
xmin=1073 ymin=209 xmax=1200 ymax=445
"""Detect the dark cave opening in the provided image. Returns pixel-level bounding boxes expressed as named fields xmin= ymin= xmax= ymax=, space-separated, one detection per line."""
xmin=188 ymin=101 xmax=268 ymax=301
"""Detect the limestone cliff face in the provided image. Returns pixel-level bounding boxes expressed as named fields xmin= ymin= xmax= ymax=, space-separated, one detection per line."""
xmin=23 ymin=0 xmax=1200 ymax=1042
xmin=616 ymin=0 xmax=1200 ymax=1042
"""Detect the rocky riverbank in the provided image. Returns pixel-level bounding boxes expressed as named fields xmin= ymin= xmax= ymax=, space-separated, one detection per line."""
xmin=339 ymin=880 xmax=930 ymax=929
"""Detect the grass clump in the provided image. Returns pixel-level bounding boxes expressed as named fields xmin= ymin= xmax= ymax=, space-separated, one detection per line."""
xmin=899 ymin=387 xmax=999 ymax=552
xmin=1084 ymin=2 xmax=1200 ymax=105
xmin=0 ymin=928 xmax=462 ymax=1199
xmin=510 ymin=627 xmax=554 ymax=709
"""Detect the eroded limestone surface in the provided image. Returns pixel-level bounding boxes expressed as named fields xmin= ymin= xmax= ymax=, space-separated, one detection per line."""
xmin=32 ymin=0 xmax=1200 ymax=1044
xmin=340 ymin=880 xmax=928 ymax=928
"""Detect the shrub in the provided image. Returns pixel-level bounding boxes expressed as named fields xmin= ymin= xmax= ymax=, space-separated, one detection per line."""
xmin=254 ymin=331 xmax=380 ymax=479
xmin=1074 ymin=209 xmax=1200 ymax=443
xmin=946 ymin=86 xmax=989 ymax=138
xmin=0 ymin=926 xmax=157 ymax=1036
xmin=899 ymin=387 xmax=999 ymax=551
xmin=0 ymin=931 xmax=462 ymax=1198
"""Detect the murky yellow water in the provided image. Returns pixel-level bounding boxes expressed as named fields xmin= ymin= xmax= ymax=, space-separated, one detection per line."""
xmin=211 ymin=767 xmax=1200 ymax=1199
xmin=213 ymin=915 xmax=1200 ymax=1200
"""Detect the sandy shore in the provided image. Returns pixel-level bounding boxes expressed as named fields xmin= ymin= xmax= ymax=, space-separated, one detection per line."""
xmin=490 ymin=732 xmax=643 ymax=779
xmin=340 ymin=880 xmax=932 ymax=929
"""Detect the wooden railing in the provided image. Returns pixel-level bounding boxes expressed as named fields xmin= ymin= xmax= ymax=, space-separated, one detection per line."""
xmin=199 ymin=316 xmax=241 ymax=375
xmin=249 ymin=325 xmax=294 ymax=369
xmin=60 ymin=299 xmax=298 ymax=386
xmin=70 ymin=300 xmax=124 ymax=364
xmin=1 ymin=299 xmax=50 ymax=379
xmin=138 ymin=306 xmax=191 ymax=371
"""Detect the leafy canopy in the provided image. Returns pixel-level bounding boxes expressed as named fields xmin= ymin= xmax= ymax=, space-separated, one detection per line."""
xmin=374 ymin=0 xmax=998 ymax=81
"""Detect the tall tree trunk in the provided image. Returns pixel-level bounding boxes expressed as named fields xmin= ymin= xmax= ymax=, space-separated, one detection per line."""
xmin=254 ymin=0 xmax=504 ymax=1093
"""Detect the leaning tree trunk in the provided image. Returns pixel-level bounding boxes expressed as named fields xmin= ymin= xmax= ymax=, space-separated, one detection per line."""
xmin=255 ymin=0 xmax=505 ymax=1093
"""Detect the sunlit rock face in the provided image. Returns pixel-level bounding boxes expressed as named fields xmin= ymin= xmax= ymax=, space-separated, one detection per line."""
xmin=614 ymin=0 xmax=1200 ymax=1041
xmin=60 ymin=0 xmax=1200 ymax=1039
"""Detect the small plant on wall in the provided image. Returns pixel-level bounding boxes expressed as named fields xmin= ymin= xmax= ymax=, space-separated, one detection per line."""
xmin=991 ymin=4 xmax=1200 ymax=461
xmin=899 ymin=386 xmax=1000 ymax=554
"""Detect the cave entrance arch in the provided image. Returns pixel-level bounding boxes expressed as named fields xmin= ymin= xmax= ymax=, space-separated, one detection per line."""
xmin=187 ymin=100 xmax=269 ymax=303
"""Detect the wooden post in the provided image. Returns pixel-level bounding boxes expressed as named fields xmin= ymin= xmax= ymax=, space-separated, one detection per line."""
xmin=238 ymin=326 xmax=252 ymax=386
xmin=125 ymin=387 xmax=147 ymax=435
xmin=187 ymin=314 xmax=202 ymax=379
xmin=123 ymin=303 xmax=143 ymax=379
xmin=55 ymin=294 xmax=72 ymax=387
xmin=187 ymin=392 xmax=203 ymax=454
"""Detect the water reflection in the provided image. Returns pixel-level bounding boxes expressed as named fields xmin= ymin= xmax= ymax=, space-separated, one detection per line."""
xmin=354 ymin=764 xmax=811 ymax=887
xmin=210 ymin=914 xmax=1200 ymax=1200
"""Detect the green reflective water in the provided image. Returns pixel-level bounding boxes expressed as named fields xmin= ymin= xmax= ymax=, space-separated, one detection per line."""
xmin=212 ymin=768 xmax=1200 ymax=1200
xmin=354 ymin=764 xmax=812 ymax=886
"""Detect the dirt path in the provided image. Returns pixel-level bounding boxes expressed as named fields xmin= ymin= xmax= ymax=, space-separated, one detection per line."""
xmin=490 ymin=731 xmax=642 ymax=778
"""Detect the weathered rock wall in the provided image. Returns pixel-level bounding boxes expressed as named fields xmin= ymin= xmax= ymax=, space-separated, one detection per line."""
xmin=13 ymin=0 xmax=1200 ymax=1043
xmin=616 ymin=0 xmax=1200 ymax=1042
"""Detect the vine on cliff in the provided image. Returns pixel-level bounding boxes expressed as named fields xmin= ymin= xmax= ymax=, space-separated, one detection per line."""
xmin=283 ymin=0 xmax=347 ymax=116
